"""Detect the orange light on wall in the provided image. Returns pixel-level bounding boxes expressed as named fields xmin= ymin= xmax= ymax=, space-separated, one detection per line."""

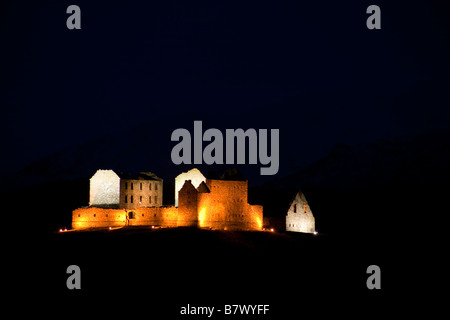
xmin=74 ymin=172 xmax=267 ymax=232
xmin=304 ymin=204 xmax=307 ymax=213
xmin=198 ymin=207 xmax=207 ymax=227
xmin=254 ymin=215 xmax=263 ymax=230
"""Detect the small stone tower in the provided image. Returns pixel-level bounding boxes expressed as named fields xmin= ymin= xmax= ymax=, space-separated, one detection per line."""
xmin=177 ymin=180 xmax=199 ymax=227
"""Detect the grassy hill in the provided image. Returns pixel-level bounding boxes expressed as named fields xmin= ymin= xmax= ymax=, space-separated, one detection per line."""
xmin=11 ymin=225 xmax=401 ymax=318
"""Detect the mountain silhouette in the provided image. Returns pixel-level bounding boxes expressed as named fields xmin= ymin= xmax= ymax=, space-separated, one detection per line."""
xmin=264 ymin=130 xmax=450 ymax=191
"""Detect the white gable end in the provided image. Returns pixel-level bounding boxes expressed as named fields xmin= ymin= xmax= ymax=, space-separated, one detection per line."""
xmin=286 ymin=192 xmax=315 ymax=233
xmin=89 ymin=169 xmax=121 ymax=207
xmin=174 ymin=168 xmax=206 ymax=207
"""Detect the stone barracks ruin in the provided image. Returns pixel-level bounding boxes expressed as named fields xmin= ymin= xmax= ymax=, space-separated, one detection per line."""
xmin=72 ymin=168 xmax=316 ymax=233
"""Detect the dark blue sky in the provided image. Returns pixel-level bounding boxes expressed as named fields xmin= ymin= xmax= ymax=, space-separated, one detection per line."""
xmin=1 ymin=0 xmax=449 ymax=176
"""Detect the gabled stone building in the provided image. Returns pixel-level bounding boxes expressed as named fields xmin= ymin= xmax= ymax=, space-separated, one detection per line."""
xmin=174 ymin=168 xmax=206 ymax=207
xmin=285 ymin=191 xmax=315 ymax=233
xmin=257 ymin=188 xmax=316 ymax=234
xmin=89 ymin=169 xmax=163 ymax=209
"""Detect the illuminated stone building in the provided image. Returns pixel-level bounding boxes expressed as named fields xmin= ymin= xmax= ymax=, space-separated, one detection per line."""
xmin=285 ymin=191 xmax=315 ymax=233
xmin=89 ymin=169 xmax=163 ymax=209
xmin=74 ymin=168 xmax=315 ymax=233
xmin=174 ymin=168 xmax=206 ymax=207
xmin=260 ymin=189 xmax=315 ymax=233
xmin=176 ymin=175 xmax=262 ymax=230
xmin=73 ymin=168 xmax=262 ymax=231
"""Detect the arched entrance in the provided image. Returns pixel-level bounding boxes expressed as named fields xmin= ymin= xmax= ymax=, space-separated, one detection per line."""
xmin=126 ymin=211 xmax=136 ymax=226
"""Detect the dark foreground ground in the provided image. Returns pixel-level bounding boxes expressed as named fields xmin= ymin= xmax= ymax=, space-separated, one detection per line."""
xmin=9 ymin=226 xmax=417 ymax=319
xmin=4 ymin=179 xmax=444 ymax=318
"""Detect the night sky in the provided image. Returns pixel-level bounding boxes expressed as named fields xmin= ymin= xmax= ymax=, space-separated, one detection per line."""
xmin=1 ymin=0 xmax=450 ymax=177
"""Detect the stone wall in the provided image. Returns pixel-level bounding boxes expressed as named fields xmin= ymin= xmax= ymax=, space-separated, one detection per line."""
xmin=246 ymin=204 xmax=263 ymax=231
xmin=73 ymin=207 xmax=126 ymax=229
xmin=285 ymin=192 xmax=315 ymax=233
xmin=72 ymin=206 xmax=178 ymax=229
xmin=199 ymin=179 xmax=262 ymax=230
xmin=127 ymin=206 xmax=178 ymax=227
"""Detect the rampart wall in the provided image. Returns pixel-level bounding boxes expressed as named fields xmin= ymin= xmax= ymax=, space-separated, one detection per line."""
xmin=72 ymin=206 xmax=178 ymax=229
